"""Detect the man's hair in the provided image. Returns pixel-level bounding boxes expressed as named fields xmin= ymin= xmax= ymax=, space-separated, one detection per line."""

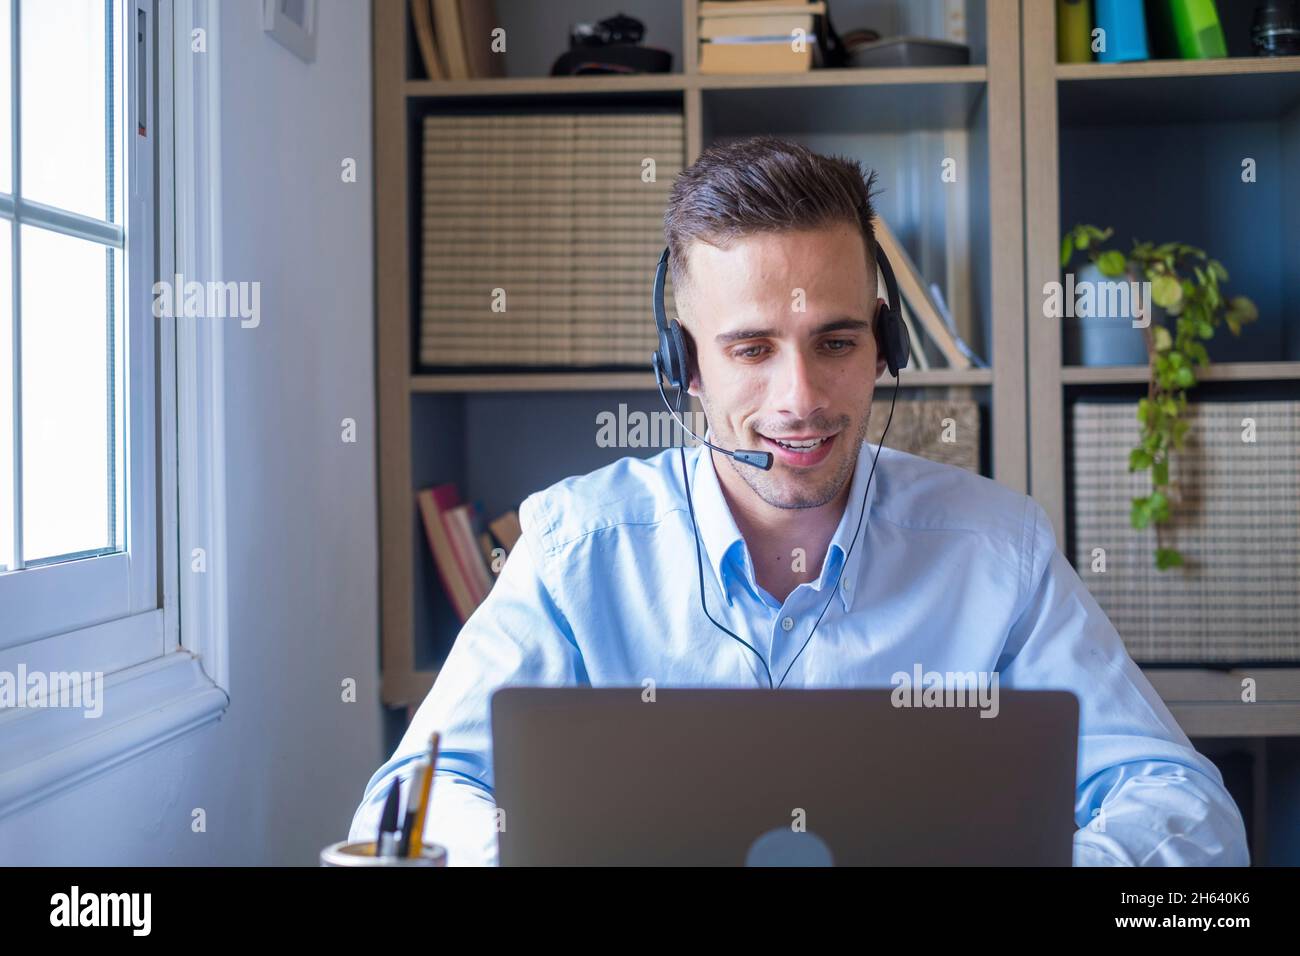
xmin=663 ymin=136 xmax=881 ymax=322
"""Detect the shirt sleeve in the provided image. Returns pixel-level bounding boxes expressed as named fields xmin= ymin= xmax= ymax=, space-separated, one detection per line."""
xmin=999 ymin=498 xmax=1250 ymax=866
xmin=348 ymin=494 xmax=586 ymax=866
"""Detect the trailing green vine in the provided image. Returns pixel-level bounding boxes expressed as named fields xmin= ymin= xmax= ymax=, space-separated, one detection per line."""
xmin=1061 ymin=224 xmax=1258 ymax=571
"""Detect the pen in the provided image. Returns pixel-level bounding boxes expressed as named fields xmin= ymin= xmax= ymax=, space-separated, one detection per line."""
xmin=402 ymin=732 xmax=441 ymax=858
xmin=376 ymin=777 xmax=403 ymax=858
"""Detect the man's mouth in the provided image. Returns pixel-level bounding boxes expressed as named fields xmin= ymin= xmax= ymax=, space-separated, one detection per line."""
xmin=756 ymin=431 xmax=838 ymax=467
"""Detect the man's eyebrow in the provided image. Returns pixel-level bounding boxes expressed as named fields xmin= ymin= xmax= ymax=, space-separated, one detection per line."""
xmin=713 ymin=318 xmax=871 ymax=346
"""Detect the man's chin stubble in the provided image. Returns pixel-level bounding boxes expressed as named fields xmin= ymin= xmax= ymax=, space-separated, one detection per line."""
xmin=726 ymin=416 xmax=870 ymax=511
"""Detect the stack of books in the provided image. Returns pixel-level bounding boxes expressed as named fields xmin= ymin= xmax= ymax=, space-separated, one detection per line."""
xmin=417 ymin=484 xmax=522 ymax=623
xmin=420 ymin=112 xmax=682 ymax=367
xmin=410 ymin=0 xmax=505 ymax=80
xmin=698 ymin=0 xmax=826 ymax=74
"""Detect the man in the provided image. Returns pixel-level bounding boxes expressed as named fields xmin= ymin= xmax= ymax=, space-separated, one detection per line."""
xmin=351 ymin=137 xmax=1248 ymax=867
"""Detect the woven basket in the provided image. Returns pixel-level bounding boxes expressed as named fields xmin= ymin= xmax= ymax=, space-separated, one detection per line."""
xmin=868 ymin=399 xmax=980 ymax=474
xmin=1071 ymin=400 xmax=1300 ymax=663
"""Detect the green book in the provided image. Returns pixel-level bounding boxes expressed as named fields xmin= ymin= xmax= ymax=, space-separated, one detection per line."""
xmin=1162 ymin=0 xmax=1228 ymax=59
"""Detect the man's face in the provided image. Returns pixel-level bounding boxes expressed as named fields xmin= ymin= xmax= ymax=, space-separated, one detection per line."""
xmin=682 ymin=222 xmax=886 ymax=510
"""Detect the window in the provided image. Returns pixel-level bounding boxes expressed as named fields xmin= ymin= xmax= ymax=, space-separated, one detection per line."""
xmin=0 ymin=0 xmax=228 ymax=818
xmin=0 ymin=0 xmax=159 ymax=655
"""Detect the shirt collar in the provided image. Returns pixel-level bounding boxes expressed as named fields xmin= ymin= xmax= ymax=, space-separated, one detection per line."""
xmin=688 ymin=434 xmax=880 ymax=612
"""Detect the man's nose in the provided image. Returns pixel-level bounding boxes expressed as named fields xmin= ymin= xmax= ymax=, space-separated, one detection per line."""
xmin=773 ymin=348 xmax=829 ymax=421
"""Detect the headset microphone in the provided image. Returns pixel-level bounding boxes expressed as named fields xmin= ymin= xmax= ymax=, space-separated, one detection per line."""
xmin=651 ymin=353 xmax=773 ymax=470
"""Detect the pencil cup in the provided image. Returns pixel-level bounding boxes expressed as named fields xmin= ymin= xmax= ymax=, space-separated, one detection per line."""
xmin=319 ymin=839 xmax=448 ymax=867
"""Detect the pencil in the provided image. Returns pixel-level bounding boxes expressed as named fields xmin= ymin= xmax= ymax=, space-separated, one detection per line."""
xmin=404 ymin=732 xmax=441 ymax=858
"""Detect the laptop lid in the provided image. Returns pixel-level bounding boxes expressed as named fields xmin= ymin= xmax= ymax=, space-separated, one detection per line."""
xmin=491 ymin=686 xmax=1079 ymax=866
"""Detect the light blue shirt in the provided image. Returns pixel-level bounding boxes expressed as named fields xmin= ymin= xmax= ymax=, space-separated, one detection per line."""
xmin=351 ymin=439 xmax=1249 ymax=866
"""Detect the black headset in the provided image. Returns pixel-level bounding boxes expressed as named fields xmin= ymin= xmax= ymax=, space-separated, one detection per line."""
xmin=649 ymin=238 xmax=908 ymax=689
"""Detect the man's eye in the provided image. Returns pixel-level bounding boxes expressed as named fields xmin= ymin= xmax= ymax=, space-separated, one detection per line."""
xmin=732 ymin=344 xmax=768 ymax=360
xmin=823 ymin=339 xmax=855 ymax=353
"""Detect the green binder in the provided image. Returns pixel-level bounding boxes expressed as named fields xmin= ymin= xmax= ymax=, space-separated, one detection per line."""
xmin=1161 ymin=0 xmax=1228 ymax=58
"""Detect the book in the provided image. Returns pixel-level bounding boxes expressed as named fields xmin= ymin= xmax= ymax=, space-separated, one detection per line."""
xmin=432 ymin=0 xmax=470 ymax=79
xmin=897 ymin=300 xmax=930 ymax=371
xmin=416 ymin=484 xmax=477 ymax=623
xmin=699 ymin=40 xmax=813 ymax=74
xmin=446 ymin=503 xmax=494 ymax=602
xmin=458 ymin=0 xmax=503 ymax=78
xmin=478 ymin=531 xmax=498 ymax=573
xmin=699 ymin=14 xmax=816 ymax=40
xmin=872 ymin=216 xmax=972 ymax=370
xmin=700 ymin=1 xmax=821 ymax=14
xmin=488 ymin=510 xmax=522 ymax=551
xmin=410 ymin=0 xmax=445 ymax=80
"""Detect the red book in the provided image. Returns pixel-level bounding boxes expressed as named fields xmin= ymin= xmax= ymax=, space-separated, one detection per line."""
xmin=416 ymin=484 xmax=476 ymax=623
xmin=446 ymin=503 xmax=493 ymax=602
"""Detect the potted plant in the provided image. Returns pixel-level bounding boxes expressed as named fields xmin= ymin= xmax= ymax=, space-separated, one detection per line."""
xmin=1061 ymin=224 xmax=1259 ymax=571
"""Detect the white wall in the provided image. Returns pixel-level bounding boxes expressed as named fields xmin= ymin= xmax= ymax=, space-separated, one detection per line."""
xmin=0 ymin=0 xmax=380 ymax=864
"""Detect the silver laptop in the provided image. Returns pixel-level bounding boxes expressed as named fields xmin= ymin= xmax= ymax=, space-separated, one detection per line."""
xmin=491 ymin=687 xmax=1079 ymax=866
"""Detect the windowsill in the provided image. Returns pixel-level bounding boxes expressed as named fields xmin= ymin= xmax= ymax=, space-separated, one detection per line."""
xmin=0 ymin=650 xmax=229 ymax=820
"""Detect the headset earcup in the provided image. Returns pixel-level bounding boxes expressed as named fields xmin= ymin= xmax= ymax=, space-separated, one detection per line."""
xmin=655 ymin=328 xmax=674 ymax=386
xmin=667 ymin=320 xmax=690 ymax=390
xmin=880 ymin=307 xmax=909 ymax=377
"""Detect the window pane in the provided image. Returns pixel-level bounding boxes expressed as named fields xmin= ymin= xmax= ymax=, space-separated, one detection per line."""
xmin=20 ymin=225 xmax=120 ymax=563
xmin=0 ymin=221 xmax=11 ymax=570
xmin=20 ymin=0 xmax=114 ymax=222
xmin=0 ymin=0 xmax=11 ymax=195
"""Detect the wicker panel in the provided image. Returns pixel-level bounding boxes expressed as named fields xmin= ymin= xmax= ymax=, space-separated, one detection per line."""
xmin=1072 ymin=400 xmax=1300 ymax=663
xmin=867 ymin=399 xmax=980 ymax=473
xmin=420 ymin=113 xmax=681 ymax=367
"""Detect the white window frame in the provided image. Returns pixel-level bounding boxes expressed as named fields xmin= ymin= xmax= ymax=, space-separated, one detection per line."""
xmin=0 ymin=0 xmax=157 ymax=654
xmin=0 ymin=0 xmax=229 ymax=819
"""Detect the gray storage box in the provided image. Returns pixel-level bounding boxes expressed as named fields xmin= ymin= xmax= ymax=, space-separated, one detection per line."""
xmin=845 ymin=37 xmax=971 ymax=68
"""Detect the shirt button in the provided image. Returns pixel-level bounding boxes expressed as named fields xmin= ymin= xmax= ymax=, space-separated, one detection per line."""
xmin=781 ymin=616 xmax=795 ymax=632
xmin=842 ymin=577 xmax=852 ymax=591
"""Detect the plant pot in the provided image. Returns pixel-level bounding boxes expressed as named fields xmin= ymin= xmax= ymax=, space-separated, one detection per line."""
xmin=1062 ymin=262 xmax=1163 ymax=366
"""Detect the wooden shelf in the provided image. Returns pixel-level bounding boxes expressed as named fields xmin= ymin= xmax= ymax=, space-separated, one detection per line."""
xmin=1145 ymin=667 xmax=1300 ymax=737
xmin=412 ymin=372 xmax=657 ymax=393
xmin=403 ymin=65 xmax=987 ymax=99
xmin=1061 ymin=361 xmax=1300 ymax=385
xmin=693 ymin=65 xmax=987 ymax=90
xmin=1168 ymin=702 xmax=1300 ymax=738
xmin=888 ymin=368 xmax=993 ymax=387
xmin=1057 ymin=56 xmax=1300 ymax=125
xmin=409 ymin=368 xmax=993 ymax=393
xmin=1056 ymin=55 xmax=1300 ymax=81
xmin=403 ymin=68 xmax=989 ymax=131
xmin=403 ymin=73 xmax=690 ymax=98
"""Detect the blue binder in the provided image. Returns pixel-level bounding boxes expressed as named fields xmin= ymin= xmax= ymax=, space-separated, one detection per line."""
xmin=1096 ymin=0 xmax=1151 ymax=62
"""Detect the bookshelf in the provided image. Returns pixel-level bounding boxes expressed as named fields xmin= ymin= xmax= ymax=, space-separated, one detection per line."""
xmin=1023 ymin=0 xmax=1300 ymax=723
xmin=375 ymin=0 xmax=1026 ymax=708
xmin=1021 ymin=2 xmax=1300 ymax=863
xmin=376 ymin=0 xmax=1299 ymax=863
